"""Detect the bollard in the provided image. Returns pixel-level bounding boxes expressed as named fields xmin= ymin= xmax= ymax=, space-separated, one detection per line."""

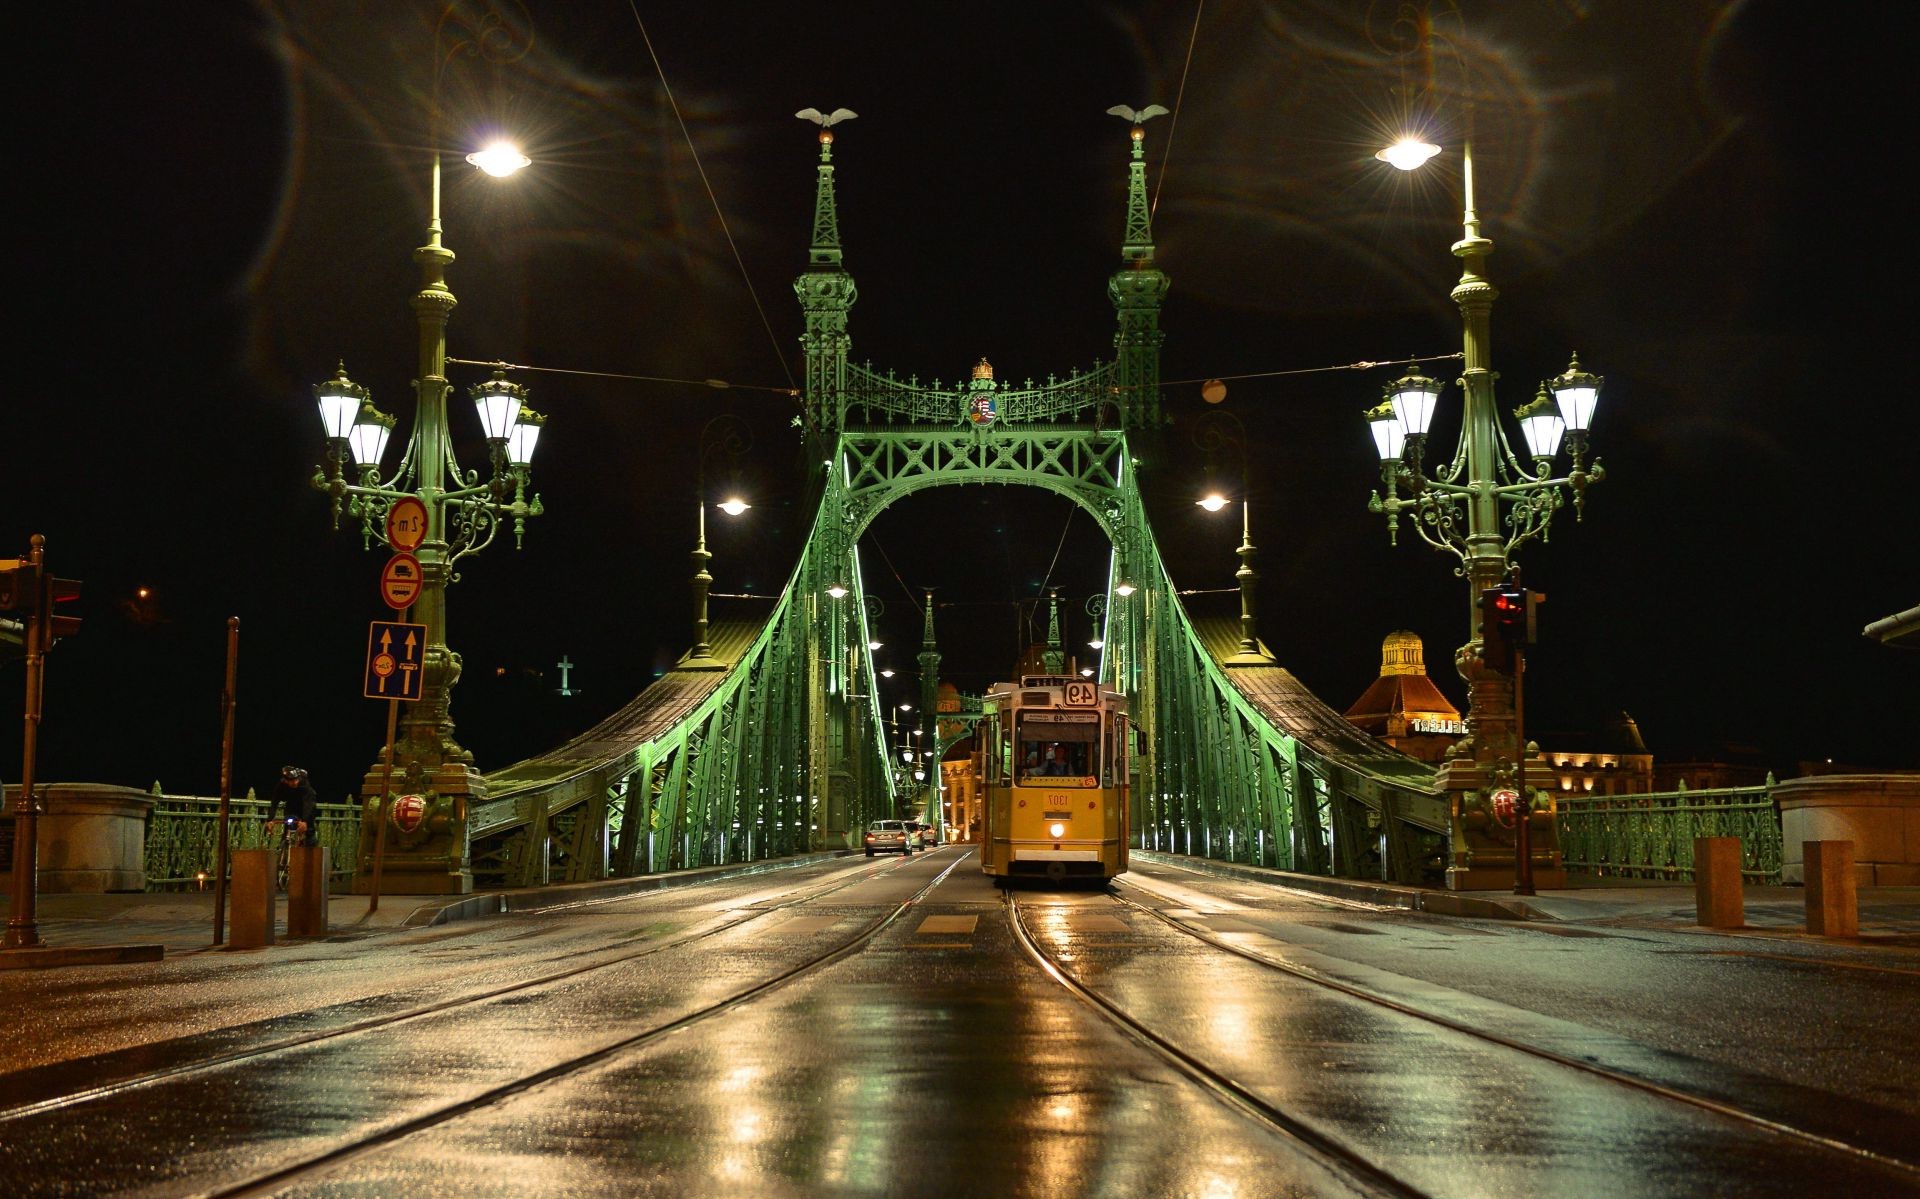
xmin=286 ymin=845 xmax=331 ymax=938
xmin=1693 ymin=836 xmax=1745 ymax=929
xmin=1804 ymin=840 xmax=1859 ymax=937
xmin=228 ymin=848 xmax=276 ymax=948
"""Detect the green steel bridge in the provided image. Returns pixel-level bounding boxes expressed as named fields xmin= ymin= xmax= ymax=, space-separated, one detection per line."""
xmin=462 ymin=117 xmax=1447 ymax=890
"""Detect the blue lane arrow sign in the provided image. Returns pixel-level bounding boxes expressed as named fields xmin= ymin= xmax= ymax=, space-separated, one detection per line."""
xmin=365 ymin=620 xmax=427 ymax=701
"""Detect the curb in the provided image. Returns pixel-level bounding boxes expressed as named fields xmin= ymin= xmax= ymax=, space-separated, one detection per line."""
xmin=0 ymin=942 xmax=166 ymax=971
xmin=1131 ymin=850 xmax=1547 ymax=921
xmin=400 ymin=849 xmax=859 ymax=929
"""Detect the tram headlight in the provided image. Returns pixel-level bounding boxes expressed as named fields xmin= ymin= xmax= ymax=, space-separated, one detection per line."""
xmin=1049 ymin=822 xmax=1066 ymax=839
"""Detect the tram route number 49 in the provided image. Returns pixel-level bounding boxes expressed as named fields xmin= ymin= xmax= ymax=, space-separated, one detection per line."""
xmin=1063 ymin=681 xmax=1097 ymax=706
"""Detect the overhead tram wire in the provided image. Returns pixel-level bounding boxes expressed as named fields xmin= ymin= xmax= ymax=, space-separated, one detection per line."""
xmin=625 ymin=4 xmax=796 ymax=392
xmin=1151 ymin=0 xmax=1206 ymax=219
xmin=445 ymin=358 xmax=798 ymax=396
xmin=444 ymin=351 xmax=1463 ymax=402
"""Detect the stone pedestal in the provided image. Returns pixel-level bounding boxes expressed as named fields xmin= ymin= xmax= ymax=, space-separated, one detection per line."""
xmin=0 ymin=783 xmax=156 ymax=893
xmin=1777 ymin=774 xmax=1920 ymax=887
xmin=287 ymin=845 xmax=330 ymax=937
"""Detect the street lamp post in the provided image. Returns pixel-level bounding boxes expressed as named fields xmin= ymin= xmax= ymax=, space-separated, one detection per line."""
xmin=1367 ymin=134 xmax=1604 ymax=892
xmin=1193 ymin=410 xmax=1273 ymax=667
xmin=684 ymin=415 xmax=752 ymax=670
xmin=308 ymin=15 xmax=538 ymax=895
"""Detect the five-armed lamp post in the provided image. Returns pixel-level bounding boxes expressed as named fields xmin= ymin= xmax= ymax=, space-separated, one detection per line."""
xmin=307 ymin=16 xmax=540 ymax=895
xmin=1366 ymin=132 xmax=1605 ymax=891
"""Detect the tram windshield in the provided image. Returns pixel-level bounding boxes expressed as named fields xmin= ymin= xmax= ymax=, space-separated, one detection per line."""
xmin=1017 ymin=712 xmax=1098 ymax=783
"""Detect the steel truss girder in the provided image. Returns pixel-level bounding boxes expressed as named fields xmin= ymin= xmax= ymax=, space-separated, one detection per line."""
xmin=1118 ymin=479 xmax=1443 ymax=885
xmin=840 ymin=428 xmax=1125 ymax=541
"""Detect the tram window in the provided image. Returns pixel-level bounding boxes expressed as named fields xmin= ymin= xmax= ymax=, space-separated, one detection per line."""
xmin=1017 ymin=714 xmax=1098 ymax=782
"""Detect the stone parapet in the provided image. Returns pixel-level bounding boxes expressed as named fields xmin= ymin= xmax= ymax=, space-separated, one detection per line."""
xmin=1 ymin=783 xmax=157 ymax=893
xmin=1776 ymin=773 xmax=1920 ymax=887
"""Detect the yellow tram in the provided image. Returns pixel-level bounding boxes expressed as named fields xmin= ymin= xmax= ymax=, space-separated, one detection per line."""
xmin=980 ymin=675 xmax=1129 ymax=883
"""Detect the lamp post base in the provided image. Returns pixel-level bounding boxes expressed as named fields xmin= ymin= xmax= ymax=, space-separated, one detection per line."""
xmin=352 ymin=758 xmax=481 ymax=895
xmin=1437 ymin=755 xmax=1566 ymax=892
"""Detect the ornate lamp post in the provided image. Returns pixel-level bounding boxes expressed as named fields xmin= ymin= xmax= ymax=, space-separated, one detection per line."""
xmin=307 ymin=12 xmax=540 ymax=895
xmin=1366 ymin=133 xmax=1605 ymax=891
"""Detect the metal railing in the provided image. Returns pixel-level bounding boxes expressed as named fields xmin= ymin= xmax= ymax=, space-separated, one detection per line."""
xmin=144 ymin=790 xmax=360 ymax=891
xmin=1554 ymin=778 xmax=1782 ymax=883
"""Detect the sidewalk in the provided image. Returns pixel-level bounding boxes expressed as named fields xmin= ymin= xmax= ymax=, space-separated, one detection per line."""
xmin=0 ymin=850 xmax=855 ymax=965
xmin=1131 ymin=851 xmax=1920 ymax=945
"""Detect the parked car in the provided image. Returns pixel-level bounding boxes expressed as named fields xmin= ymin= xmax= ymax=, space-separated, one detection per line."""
xmin=864 ymin=819 xmax=914 ymax=856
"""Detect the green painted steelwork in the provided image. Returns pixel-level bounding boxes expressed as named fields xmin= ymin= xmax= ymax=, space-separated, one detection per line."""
xmin=451 ymin=111 xmax=1445 ymax=890
xmin=145 ymin=789 xmax=358 ymax=891
xmin=1555 ymin=780 xmax=1783 ymax=883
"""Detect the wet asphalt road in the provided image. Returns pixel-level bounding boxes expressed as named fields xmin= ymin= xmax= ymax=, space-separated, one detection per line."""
xmin=1 ymin=848 xmax=1916 ymax=1197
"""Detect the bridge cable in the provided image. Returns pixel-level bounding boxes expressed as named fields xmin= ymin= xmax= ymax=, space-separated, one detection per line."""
xmin=625 ymin=5 xmax=797 ymax=391
xmin=1152 ymin=0 xmax=1207 ymax=219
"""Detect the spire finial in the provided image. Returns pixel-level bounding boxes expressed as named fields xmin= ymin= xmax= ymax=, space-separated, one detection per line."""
xmin=921 ymin=588 xmax=937 ymax=650
xmin=1107 ymin=104 xmax=1166 ymax=263
xmin=795 ymin=108 xmax=856 ymax=265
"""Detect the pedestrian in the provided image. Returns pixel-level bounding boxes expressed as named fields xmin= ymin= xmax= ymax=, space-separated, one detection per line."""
xmin=267 ymin=765 xmax=319 ymax=847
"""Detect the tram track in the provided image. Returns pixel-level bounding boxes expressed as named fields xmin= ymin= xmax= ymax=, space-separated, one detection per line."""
xmin=1008 ymin=881 xmax=1920 ymax=1194
xmin=0 ymin=848 xmax=945 ymax=1124
xmin=1108 ymin=876 xmax=1920 ymax=1179
xmin=189 ymin=849 xmax=972 ymax=1199
xmin=1004 ymin=890 xmax=1433 ymax=1199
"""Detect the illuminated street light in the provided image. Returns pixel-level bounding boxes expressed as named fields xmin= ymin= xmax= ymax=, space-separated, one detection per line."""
xmin=465 ymin=140 xmax=531 ymax=177
xmin=686 ymin=416 xmax=752 ymax=671
xmin=1375 ymin=136 xmax=1442 ymax=171
xmin=1196 ymin=492 xmax=1229 ymax=513
xmin=304 ymin=12 xmax=541 ymax=897
xmin=1365 ymin=129 xmax=1606 ymax=896
xmin=826 ymin=582 xmax=849 ymax=599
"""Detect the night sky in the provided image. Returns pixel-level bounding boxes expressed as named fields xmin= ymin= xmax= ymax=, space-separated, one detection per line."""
xmin=11 ymin=1 xmax=1912 ymax=806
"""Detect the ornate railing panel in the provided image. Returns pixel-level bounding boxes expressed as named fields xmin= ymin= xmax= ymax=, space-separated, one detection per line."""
xmin=144 ymin=791 xmax=359 ymax=891
xmin=844 ymin=362 xmax=1119 ymax=426
xmin=1555 ymin=782 xmax=1782 ymax=882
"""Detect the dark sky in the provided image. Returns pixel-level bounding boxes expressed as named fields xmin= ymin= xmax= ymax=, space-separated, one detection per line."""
xmin=11 ymin=1 xmax=1912 ymax=804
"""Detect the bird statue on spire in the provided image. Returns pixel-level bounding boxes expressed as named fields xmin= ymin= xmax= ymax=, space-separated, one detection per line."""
xmin=1106 ymin=104 xmax=1169 ymax=125
xmin=795 ymin=108 xmax=858 ymax=127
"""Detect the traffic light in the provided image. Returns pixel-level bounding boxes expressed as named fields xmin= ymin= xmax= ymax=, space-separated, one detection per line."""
xmin=1478 ymin=583 xmax=1535 ymax=675
xmin=0 ymin=561 xmax=81 ymax=642
xmin=0 ymin=558 xmax=37 ymax=612
xmin=44 ymin=576 xmax=83 ymax=641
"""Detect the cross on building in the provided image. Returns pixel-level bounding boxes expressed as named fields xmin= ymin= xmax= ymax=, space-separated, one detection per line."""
xmin=556 ymin=655 xmax=575 ymax=697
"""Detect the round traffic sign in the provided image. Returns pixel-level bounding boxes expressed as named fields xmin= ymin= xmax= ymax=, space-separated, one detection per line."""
xmin=1490 ymin=788 xmax=1521 ymax=828
xmin=380 ymin=553 xmax=423 ymax=610
xmin=386 ymin=497 xmax=428 ymax=553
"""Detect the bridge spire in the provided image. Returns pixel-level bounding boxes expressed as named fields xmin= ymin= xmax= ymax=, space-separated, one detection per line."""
xmin=794 ymin=109 xmax=859 ymax=436
xmin=1106 ymin=106 xmax=1171 ymax=429
xmin=1043 ymin=589 xmax=1066 ymax=676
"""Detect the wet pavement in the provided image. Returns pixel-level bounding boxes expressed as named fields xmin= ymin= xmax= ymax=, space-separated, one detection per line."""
xmin=1 ymin=847 xmax=1916 ymax=1197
